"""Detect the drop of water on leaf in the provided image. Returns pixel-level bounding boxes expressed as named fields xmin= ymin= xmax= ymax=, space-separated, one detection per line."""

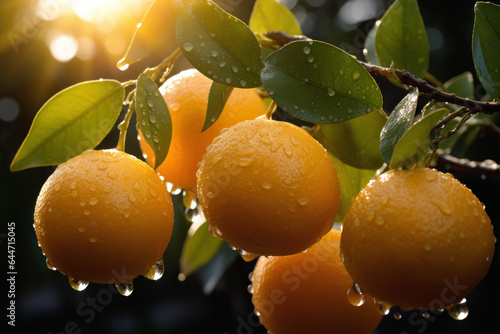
xmin=219 ymin=61 xmax=226 ymax=68
xmin=328 ymin=88 xmax=336 ymax=96
xmin=69 ymin=278 xmax=89 ymax=291
xmin=183 ymin=43 xmax=194 ymax=52
xmin=240 ymin=80 xmax=247 ymax=87
xmin=307 ymin=55 xmax=314 ymax=63
xmin=232 ymin=65 xmax=239 ymax=73
xmin=115 ymin=281 xmax=134 ymax=296
xmin=147 ymin=100 xmax=154 ymax=108
xmin=211 ymin=50 xmax=218 ymax=57
xmin=303 ymin=46 xmax=311 ymax=54
xmin=149 ymin=115 xmax=157 ymax=124
xmin=352 ymin=71 xmax=360 ymax=80
xmin=143 ymin=259 xmax=165 ymax=280
xmin=225 ymin=77 xmax=232 ymax=84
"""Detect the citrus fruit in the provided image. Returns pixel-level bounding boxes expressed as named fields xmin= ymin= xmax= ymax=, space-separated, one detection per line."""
xmin=340 ymin=166 xmax=496 ymax=310
xmin=34 ymin=149 xmax=174 ymax=288
xmin=251 ymin=229 xmax=383 ymax=334
xmin=197 ymin=118 xmax=341 ymax=256
xmin=138 ymin=68 xmax=266 ymax=190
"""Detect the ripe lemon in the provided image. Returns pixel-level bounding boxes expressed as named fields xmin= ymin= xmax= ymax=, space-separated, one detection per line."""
xmin=34 ymin=149 xmax=174 ymax=287
xmin=340 ymin=166 xmax=496 ymax=310
xmin=197 ymin=118 xmax=341 ymax=256
xmin=138 ymin=69 xmax=266 ymax=190
xmin=251 ymin=229 xmax=383 ymax=334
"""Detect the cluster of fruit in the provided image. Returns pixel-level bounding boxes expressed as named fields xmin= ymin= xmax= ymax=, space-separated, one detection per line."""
xmin=34 ymin=70 xmax=495 ymax=332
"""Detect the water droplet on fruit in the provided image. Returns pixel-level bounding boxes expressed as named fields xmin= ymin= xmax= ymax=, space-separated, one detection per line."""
xmin=97 ymin=162 xmax=108 ymax=170
xmin=143 ymin=259 xmax=164 ymax=280
xmin=84 ymin=209 xmax=90 ymax=215
xmin=447 ymin=299 xmax=468 ymax=320
xmin=69 ymin=278 xmax=89 ymax=291
xmin=107 ymin=171 xmax=118 ymax=180
xmin=424 ymin=242 xmax=432 ymax=251
xmin=431 ymin=198 xmax=452 ymax=215
xmin=297 ymin=197 xmax=309 ymax=206
xmin=183 ymin=43 xmax=193 ymax=52
xmin=347 ymin=282 xmax=366 ymax=306
xmin=238 ymin=158 xmax=253 ymax=166
xmin=380 ymin=197 xmax=389 ymax=206
xmin=248 ymin=271 xmax=253 ymax=282
xmin=69 ymin=181 xmax=77 ymax=190
xmin=238 ymin=249 xmax=259 ymax=262
xmin=425 ymin=172 xmax=438 ymax=181
xmin=261 ymin=182 xmax=273 ymax=190
xmin=89 ymin=236 xmax=98 ymax=243
xmin=115 ymin=281 xmax=134 ymax=296
xmin=209 ymin=224 xmax=222 ymax=237
xmin=283 ymin=146 xmax=293 ymax=158
xmin=89 ymin=198 xmax=98 ymax=206
xmin=128 ymin=193 xmax=137 ymax=203
xmin=247 ymin=284 xmax=254 ymax=294
xmin=375 ymin=300 xmax=392 ymax=315
xmin=46 ymin=258 xmax=57 ymax=271
xmin=393 ymin=312 xmax=402 ymax=320
xmin=375 ymin=216 xmax=384 ymax=226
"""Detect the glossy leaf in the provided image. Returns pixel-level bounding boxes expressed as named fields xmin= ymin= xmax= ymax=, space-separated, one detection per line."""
xmin=329 ymin=154 xmax=377 ymax=222
xmin=117 ymin=0 xmax=179 ymax=70
xmin=473 ymin=2 xmax=500 ymax=100
xmin=176 ymin=0 xmax=263 ymax=88
xmin=315 ymin=110 xmax=387 ymax=169
xmin=202 ymin=81 xmax=234 ymax=132
xmin=380 ymin=88 xmax=419 ymax=165
xmin=180 ymin=220 xmax=223 ymax=277
xmin=249 ymin=0 xmax=302 ymax=36
xmin=11 ymin=80 xmax=124 ymax=171
xmin=443 ymin=72 xmax=475 ymax=100
xmin=363 ymin=21 xmax=380 ymax=65
xmin=136 ymin=73 xmax=172 ymax=169
xmin=375 ymin=0 xmax=429 ymax=79
xmin=390 ymin=108 xmax=449 ymax=169
xmin=261 ymin=40 xmax=383 ymax=124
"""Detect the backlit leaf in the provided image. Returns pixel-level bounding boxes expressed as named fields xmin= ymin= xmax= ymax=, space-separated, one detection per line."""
xmin=176 ymin=0 xmax=263 ymax=88
xmin=249 ymin=0 xmax=302 ymax=36
xmin=443 ymin=72 xmax=475 ymax=100
xmin=315 ymin=110 xmax=387 ymax=169
xmin=11 ymin=80 xmax=124 ymax=171
xmin=136 ymin=73 xmax=172 ymax=169
xmin=390 ymin=108 xmax=449 ymax=169
xmin=261 ymin=40 xmax=383 ymax=124
xmin=375 ymin=0 xmax=429 ymax=79
xmin=202 ymin=81 xmax=234 ymax=132
xmin=363 ymin=21 xmax=380 ymax=65
xmin=380 ymin=88 xmax=419 ymax=165
xmin=472 ymin=2 xmax=500 ymax=100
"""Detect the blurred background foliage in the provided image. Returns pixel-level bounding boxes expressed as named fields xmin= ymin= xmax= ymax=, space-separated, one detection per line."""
xmin=1 ymin=0 xmax=499 ymax=333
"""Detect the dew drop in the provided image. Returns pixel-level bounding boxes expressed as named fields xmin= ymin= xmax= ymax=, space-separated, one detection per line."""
xmin=248 ymin=271 xmax=253 ymax=282
xmin=115 ymin=281 xmax=134 ymax=296
xmin=231 ymin=65 xmax=239 ymax=73
xmin=247 ymin=284 xmax=254 ymax=294
xmin=89 ymin=236 xmax=98 ymax=243
xmin=84 ymin=209 xmax=90 ymax=216
xmin=69 ymin=278 xmax=89 ymax=291
xmin=431 ymin=198 xmax=452 ymax=215
xmin=69 ymin=181 xmax=77 ymax=190
xmin=347 ymin=282 xmax=366 ymax=306
xmin=211 ymin=50 xmax=218 ymax=57
xmin=375 ymin=216 xmax=385 ymax=226
xmin=268 ymin=90 xmax=275 ymax=96
xmin=46 ymin=258 xmax=57 ymax=271
xmin=107 ymin=171 xmax=118 ymax=180
xmin=89 ymin=198 xmax=98 ymax=206
xmin=283 ymin=145 xmax=293 ymax=158
xmin=78 ymin=226 xmax=86 ymax=232
xmin=238 ymin=158 xmax=253 ymax=166
xmin=225 ymin=77 xmax=232 ymax=84
xmin=303 ymin=46 xmax=311 ymax=54
xmin=375 ymin=300 xmax=392 ymax=315
xmin=393 ymin=312 xmax=402 ymax=320
xmin=297 ymin=196 xmax=309 ymax=206
xmin=183 ymin=43 xmax=194 ymax=52
xmin=307 ymin=55 xmax=314 ymax=63
xmin=97 ymin=162 xmax=108 ymax=170
xmin=238 ymin=249 xmax=259 ymax=262
xmin=143 ymin=259 xmax=164 ymax=280
xmin=424 ymin=242 xmax=432 ymax=251
xmin=425 ymin=172 xmax=438 ymax=181
xmin=209 ymin=224 xmax=222 ymax=237
xmin=327 ymin=88 xmax=336 ymax=96
xmin=207 ymin=191 xmax=216 ymax=199
xmin=149 ymin=115 xmax=157 ymax=124
xmin=147 ymin=100 xmax=154 ymax=108
xmin=261 ymin=182 xmax=273 ymax=190
xmin=447 ymin=299 xmax=468 ymax=320
xmin=352 ymin=71 xmax=360 ymax=80
xmin=219 ymin=61 xmax=226 ymax=68
xmin=128 ymin=193 xmax=137 ymax=203
xmin=240 ymin=79 xmax=247 ymax=87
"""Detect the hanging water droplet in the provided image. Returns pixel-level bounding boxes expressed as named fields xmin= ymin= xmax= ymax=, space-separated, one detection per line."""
xmin=238 ymin=249 xmax=259 ymax=262
xmin=347 ymin=282 xmax=366 ymax=307
xmin=167 ymin=182 xmax=182 ymax=195
xmin=447 ymin=298 xmax=469 ymax=320
xmin=46 ymin=258 xmax=57 ymax=271
xmin=248 ymin=271 xmax=254 ymax=282
xmin=247 ymin=284 xmax=254 ymax=294
xmin=115 ymin=281 xmax=134 ymax=296
xmin=185 ymin=207 xmax=202 ymax=223
xmin=422 ymin=311 xmax=431 ymax=319
xmin=183 ymin=43 xmax=194 ymax=52
xmin=69 ymin=278 xmax=89 ymax=291
xmin=376 ymin=301 xmax=392 ymax=315
xmin=209 ymin=224 xmax=222 ymax=238
xmin=393 ymin=312 xmax=402 ymax=320
xmin=143 ymin=259 xmax=165 ymax=280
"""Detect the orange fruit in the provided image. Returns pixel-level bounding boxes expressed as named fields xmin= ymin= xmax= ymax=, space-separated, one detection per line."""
xmin=251 ymin=229 xmax=383 ymax=334
xmin=197 ymin=118 xmax=341 ymax=256
xmin=34 ymin=149 xmax=174 ymax=289
xmin=138 ymin=68 xmax=266 ymax=190
xmin=340 ymin=166 xmax=496 ymax=310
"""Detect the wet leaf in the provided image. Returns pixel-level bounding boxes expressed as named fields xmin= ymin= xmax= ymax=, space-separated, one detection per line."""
xmin=11 ymin=80 xmax=124 ymax=171
xmin=315 ymin=110 xmax=387 ymax=169
xmin=261 ymin=40 xmax=383 ymax=124
xmin=249 ymin=0 xmax=302 ymax=36
xmin=176 ymin=0 xmax=263 ymax=88
xmin=202 ymin=81 xmax=234 ymax=132
xmin=380 ymin=88 xmax=419 ymax=165
xmin=329 ymin=154 xmax=377 ymax=222
xmin=390 ymin=108 xmax=449 ymax=169
xmin=136 ymin=73 xmax=172 ymax=169
xmin=375 ymin=0 xmax=429 ymax=79
xmin=363 ymin=21 xmax=380 ymax=65
xmin=117 ymin=0 xmax=179 ymax=69
xmin=473 ymin=2 xmax=500 ymax=100
xmin=443 ymin=72 xmax=475 ymax=100
xmin=180 ymin=220 xmax=223 ymax=278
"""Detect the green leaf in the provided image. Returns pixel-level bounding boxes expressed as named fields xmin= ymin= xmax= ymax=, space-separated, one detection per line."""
xmin=136 ymin=73 xmax=172 ymax=169
xmin=443 ymin=72 xmax=475 ymax=100
xmin=380 ymin=88 xmax=419 ymax=165
xmin=196 ymin=242 xmax=238 ymax=294
xmin=314 ymin=110 xmax=387 ymax=169
xmin=249 ymin=0 xmax=302 ymax=36
xmin=261 ymin=40 xmax=383 ymax=124
xmin=375 ymin=0 xmax=429 ymax=79
xmin=180 ymin=220 xmax=224 ymax=277
xmin=473 ymin=2 xmax=500 ymax=100
xmin=11 ymin=80 xmax=124 ymax=171
xmin=117 ymin=0 xmax=179 ymax=70
xmin=176 ymin=0 xmax=263 ymax=88
xmin=202 ymin=81 xmax=234 ymax=132
xmin=363 ymin=21 xmax=380 ymax=65
xmin=390 ymin=108 xmax=449 ymax=169
xmin=329 ymin=154 xmax=377 ymax=222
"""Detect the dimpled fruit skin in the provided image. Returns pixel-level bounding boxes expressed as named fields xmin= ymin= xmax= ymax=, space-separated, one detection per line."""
xmin=340 ymin=166 xmax=496 ymax=310
xmin=138 ymin=69 xmax=266 ymax=190
xmin=197 ymin=118 xmax=341 ymax=256
xmin=251 ymin=229 xmax=383 ymax=334
xmin=34 ymin=149 xmax=174 ymax=284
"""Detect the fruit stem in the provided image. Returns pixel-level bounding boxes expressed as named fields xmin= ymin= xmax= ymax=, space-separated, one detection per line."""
xmin=145 ymin=47 xmax=182 ymax=83
xmin=116 ymin=100 xmax=136 ymax=152
xmin=266 ymin=100 xmax=277 ymax=120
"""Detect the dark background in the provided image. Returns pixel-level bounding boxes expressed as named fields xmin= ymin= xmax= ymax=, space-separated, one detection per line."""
xmin=1 ymin=0 xmax=499 ymax=333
